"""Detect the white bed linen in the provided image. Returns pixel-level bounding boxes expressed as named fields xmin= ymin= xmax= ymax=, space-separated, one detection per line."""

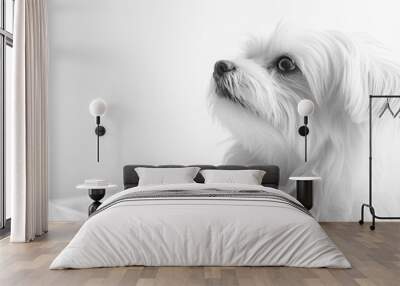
xmin=50 ymin=183 xmax=350 ymax=269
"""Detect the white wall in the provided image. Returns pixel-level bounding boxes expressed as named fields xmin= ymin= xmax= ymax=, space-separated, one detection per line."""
xmin=48 ymin=0 xmax=400 ymax=220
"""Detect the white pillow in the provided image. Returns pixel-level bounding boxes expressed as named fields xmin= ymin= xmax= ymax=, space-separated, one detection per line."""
xmin=200 ymin=169 xmax=266 ymax=185
xmin=135 ymin=167 xmax=200 ymax=186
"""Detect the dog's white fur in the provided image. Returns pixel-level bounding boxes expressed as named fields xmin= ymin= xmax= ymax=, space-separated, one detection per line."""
xmin=209 ymin=25 xmax=400 ymax=220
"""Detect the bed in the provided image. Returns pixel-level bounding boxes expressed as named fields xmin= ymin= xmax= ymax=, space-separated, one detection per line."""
xmin=50 ymin=165 xmax=350 ymax=269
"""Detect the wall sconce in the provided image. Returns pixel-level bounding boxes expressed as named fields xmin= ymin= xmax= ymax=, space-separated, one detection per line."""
xmin=89 ymin=98 xmax=107 ymax=162
xmin=297 ymin=99 xmax=314 ymax=162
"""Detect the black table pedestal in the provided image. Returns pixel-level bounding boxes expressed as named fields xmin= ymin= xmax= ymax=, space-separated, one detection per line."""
xmin=296 ymin=180 xmax=313 ymax=210
xmin=88 ymin=189 xmax=105 ymax=216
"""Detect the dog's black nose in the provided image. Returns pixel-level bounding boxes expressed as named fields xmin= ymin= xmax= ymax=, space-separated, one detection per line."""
xmin=214 ymin=60 xmax=235 ymax=78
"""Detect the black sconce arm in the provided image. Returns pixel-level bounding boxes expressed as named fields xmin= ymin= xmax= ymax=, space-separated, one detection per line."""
xmin=298 ymin=116 xmax=310 ymax=162
xmin=94 ymin=116 xmax=106 ymax=162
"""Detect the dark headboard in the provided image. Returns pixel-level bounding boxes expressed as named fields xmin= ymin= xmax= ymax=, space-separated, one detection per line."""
xmin=123 ymin=165 xmax=280 ymax=189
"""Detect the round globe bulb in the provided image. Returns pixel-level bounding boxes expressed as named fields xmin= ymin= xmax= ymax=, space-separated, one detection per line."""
xmin=297 ymin=99 xmax=314 ymax=116
xmin=89 ymin=98 xmax=107 ymax=117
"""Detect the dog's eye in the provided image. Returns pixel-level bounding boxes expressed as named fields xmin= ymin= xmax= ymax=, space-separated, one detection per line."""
xmin=276 ymin=56 xmax=296 ymax=73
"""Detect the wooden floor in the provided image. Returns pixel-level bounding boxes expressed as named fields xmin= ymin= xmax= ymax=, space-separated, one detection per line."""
xmin=0 ymin=222 xmax=399 ymax=286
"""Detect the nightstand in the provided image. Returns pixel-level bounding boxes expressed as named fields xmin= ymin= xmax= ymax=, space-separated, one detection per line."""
xmin=76 ymin=182 xmax=117 ymax=216
xmin=289 ymin=176 xmax=321 ymax=210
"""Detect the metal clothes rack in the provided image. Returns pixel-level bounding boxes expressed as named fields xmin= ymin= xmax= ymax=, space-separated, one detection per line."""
xmin=359 ymin=95 xmax=400 ymax=230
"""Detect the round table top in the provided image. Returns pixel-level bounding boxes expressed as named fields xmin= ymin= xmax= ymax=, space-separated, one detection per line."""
xmin=289 ymin=176 xmax=321 ymax=181
xmin=76 ymin=184 xmax=118 ymax=190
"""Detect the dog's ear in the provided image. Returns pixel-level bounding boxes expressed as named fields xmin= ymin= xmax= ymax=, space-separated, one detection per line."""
xmin=300 ymin=32 xmax=400 ymax=123
xmin=363 ymin=43 xmax=400 ymax=117
xmin=340 ymin=36 xmax=400 ymax=123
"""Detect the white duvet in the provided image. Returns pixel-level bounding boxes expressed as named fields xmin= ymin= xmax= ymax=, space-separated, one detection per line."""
xmin=50 ymin=183 xmax=350 ymax=269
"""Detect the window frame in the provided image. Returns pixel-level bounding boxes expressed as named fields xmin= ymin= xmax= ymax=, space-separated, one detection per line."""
xmin=0 ymin=0 xmax=13 ymax=232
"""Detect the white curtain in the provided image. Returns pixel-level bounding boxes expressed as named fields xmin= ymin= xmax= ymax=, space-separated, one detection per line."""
xmin=9 ymin=0 xmax=48 ymax=242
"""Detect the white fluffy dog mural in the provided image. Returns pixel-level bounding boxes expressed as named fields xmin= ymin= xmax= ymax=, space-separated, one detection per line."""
xmin=209 ymin=25 xmax=400 ymax=220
